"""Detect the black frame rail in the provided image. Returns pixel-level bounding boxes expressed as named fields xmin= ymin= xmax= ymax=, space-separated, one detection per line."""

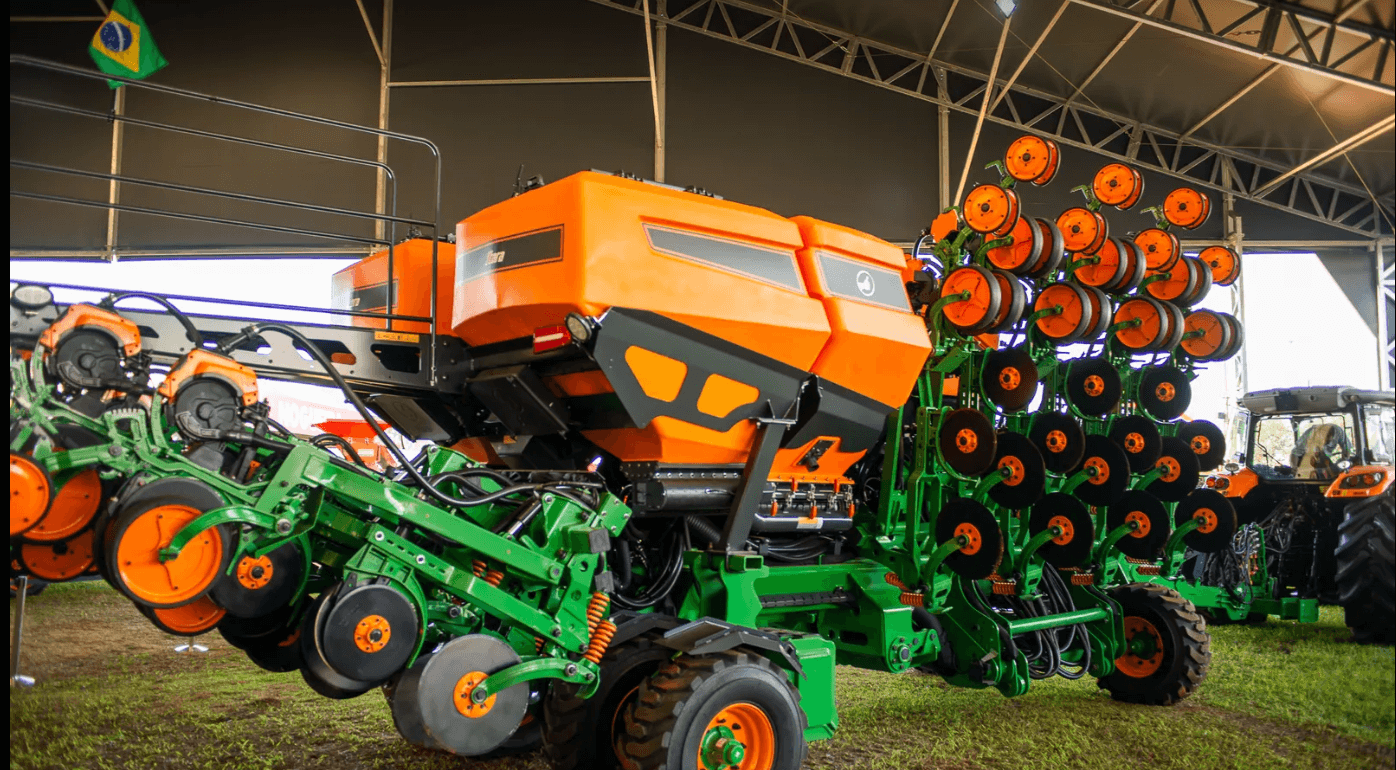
xmin=9 ymin=55 xmax=450 ymax=386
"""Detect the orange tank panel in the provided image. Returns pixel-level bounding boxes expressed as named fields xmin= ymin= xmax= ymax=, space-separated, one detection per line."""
xmin=450 ymin=172 xmax=832 ymax=371
xmin=330 ymin=239 xmax=454 ymax=334
xmin=789 ymin=216 xmax=932 ymax=409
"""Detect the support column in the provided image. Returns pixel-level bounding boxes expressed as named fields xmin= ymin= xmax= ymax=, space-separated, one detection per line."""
xmin=105 ymin=86 xmax=125 ymax=261
xmin=655 ymin=0 xmax=667 ymax=183
xmin=374 ymin=0 xmax=394 ymax=243
xmin=1222 ymin=163 xmax=1247 ymax=401
xmin=936 ymin=68 xmax=950 ymax=213
xmin=1378 ymin=240 xmax=1392 ymax=391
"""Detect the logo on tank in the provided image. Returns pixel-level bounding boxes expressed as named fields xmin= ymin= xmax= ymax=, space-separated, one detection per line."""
xmin=856 ymin=270 xmax=876 ymax=297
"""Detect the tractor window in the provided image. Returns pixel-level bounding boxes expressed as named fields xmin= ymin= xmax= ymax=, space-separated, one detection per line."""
xmin=1250 ymin=412 xmax=1357 ymax=481
xmin=1364 ymin=405 xmax=1394 ymax=464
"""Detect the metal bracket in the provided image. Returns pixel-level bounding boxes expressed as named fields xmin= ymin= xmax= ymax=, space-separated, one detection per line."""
xmin=655 ymin=617 xmax=805 ymax=678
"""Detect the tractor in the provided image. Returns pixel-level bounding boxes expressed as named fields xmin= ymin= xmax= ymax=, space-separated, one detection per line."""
xmin=1196 ymin=387 xmax=1395 ymax=643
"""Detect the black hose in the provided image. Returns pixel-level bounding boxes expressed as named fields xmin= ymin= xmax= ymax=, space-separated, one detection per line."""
xmin=687 ymin=516 xmax=724 ymax=548
xmin=309 ymin=433 xmax=370 ymax=469
xmin=101 ymin=292 xmax=203 ymax=347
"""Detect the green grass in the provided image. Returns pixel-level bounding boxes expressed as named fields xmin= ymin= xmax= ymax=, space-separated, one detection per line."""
xmin=10 ymin=580 xmax=1395 ymax=770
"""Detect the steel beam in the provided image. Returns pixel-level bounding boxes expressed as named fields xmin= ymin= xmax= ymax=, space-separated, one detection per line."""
xmin=955 ymin=17 xmax=1012 ymax=206
xmin=990 ymin=0 xmax=1069 ymax=113
xmin=1252 ymin=115 xmax=1396 ymax=198
xmin=1379 ymin=240 xmax=1394 ymax=390
xmin=588 ymin=0 xmax=1393 ymax=238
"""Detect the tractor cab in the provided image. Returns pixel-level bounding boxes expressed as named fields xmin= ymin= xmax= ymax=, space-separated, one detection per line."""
xmin=1235 ymin=387 xmax=1393 ymax=486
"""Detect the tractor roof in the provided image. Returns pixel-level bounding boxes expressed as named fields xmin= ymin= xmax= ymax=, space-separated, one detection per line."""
xmin=1240 ymin=387 xmax=1395 ymax=415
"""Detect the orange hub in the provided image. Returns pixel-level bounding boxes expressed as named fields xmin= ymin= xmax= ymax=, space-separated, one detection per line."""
xmin=152 ymin=596 xmax=227 ymax=635
xmin=1190 ymin=436 xmax=1212 ymax=455
xmin=20 ymin=529 xmax=95 ymax=581
xmin=1124 ymin=433 xmax=1145 ymax=453
xmin=1044 ymin=429 xmax=1069 ymax=454
xmin=453 ymin=671 xmax=497 ymax=718
xmin=954 ymin=523 xmax=983 ymax=555
xmin=941 ymin=267 xmax=997 ymax=329
xmin=1047 ymin=515 xmax=1075 ymax=545
xmin=1154 ymin=382 xmax=1177 ymax=402
xmin=1005 ymin=135 xmax=1054 ymax=182
xmin=986 ymin=216 xmax=1037 ymax=273
xmin=1083 ymin=375 xmax=1106 ymax=397
xmin=1124 ymin=510 xmax=1152 ymax=538
xmin=1033 ymin=283 xmax=1086 ymax=340
xmin=955 ymin=428 xmax=980 ymax=454
xmin=1163 ymin=188 xmax=1210 ymax=229
xmin=1192 ymin=508 xmax=1219 ymax=534
xmin=698 ymin=702 xmax=776 ymax=770
xmin=1180 ymin=310 xmax=1227 ymax=359
xmin=114 ymin=503 xmax=226 ymax=607
xmin=1155 ymin=457 xmax=1181 ymax=484
xmin=354 ymin=614 xmax=393 ymax=654
xmin=998 ymin=366 xmax=1023 ymax=391
xmin=1092 ymin=163 xmax=1141 ymax=208
xmin=1057 ymin=208 xmax=1105 ymax=254
xmin=1116 ymin=616 xmax=1165 ymax=677
xmin=10 ymin=453 xmax=52 ymax=536
xmin=25 ymin=467 xmax=102 ymax=542
xmin=1133 ymin=229 xmax=1179 ymax=271
xmin=963 ymin=184 xmax=1017 ymax=234
xmin=236 ymin=554 xmax=275 ymax=590
xmin=1084 ymin=456 xmax=1111 ymax=485
xmin=1199 ymin=246 xmax=1239 ymax=285
xmin=998 ymin=456 xmax=1025 ymax=486
xmin=1074 ymin=237 xmax=1123 ymax=287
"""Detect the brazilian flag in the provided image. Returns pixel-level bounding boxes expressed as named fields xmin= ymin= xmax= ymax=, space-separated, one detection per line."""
xmin=89 ymin=0 xmax=167 ymax=88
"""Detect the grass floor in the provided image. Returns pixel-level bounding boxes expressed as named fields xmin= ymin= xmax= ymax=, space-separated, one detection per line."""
xmin=9 ymin=580 xmax=1395 ymax=770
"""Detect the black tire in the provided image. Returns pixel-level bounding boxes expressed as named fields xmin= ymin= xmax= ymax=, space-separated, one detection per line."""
xmin=617 ymin=648 xmax=807 ymax=770
xmin=1335 ymin=491 xmax=1395 ymax=645
xmin=1098 ymin=582 xmax=1210 ymax=706
xmin=544 ymin=633 xmax=673 ymax=770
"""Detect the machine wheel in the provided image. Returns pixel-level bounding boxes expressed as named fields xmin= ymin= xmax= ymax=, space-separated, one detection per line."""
xmin=1098 ymin=583 xmax=1210 ymax=706
xmin=617 ymin=648 xmax=807 ymax=770
xmin=544 ymin=632 xmax=673 ymax=770
xmin=1335 ymin=491 xmax=1395 ymax=645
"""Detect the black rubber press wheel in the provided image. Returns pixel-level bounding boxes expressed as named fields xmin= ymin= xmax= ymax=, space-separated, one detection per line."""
xmin=1098 ymin=582 xmax=1210 ymax=706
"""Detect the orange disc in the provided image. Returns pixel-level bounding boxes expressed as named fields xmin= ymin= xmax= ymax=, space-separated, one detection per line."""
xmin=1163 ymin=188 xmax=1211 ymax=229
xmin=964 ymin=184 xmax=1018 ymax=235
xmin=1033 ymin=283 xmax=1090 ymax=341
xmin=1047 ymin=514 xmax=1075 ymax=545
xmin=1113 ymin=298 xmax=1167 ymax=350
xmin=986 ymin=215 xmax=1040 ymax=273
xmin=1180 ymin=309 xmax=1230 ymax=360
xmin=20 ymin=528 xmax=95 ymax=582
xmin=941 ymin=265 xmax=1001 ymax=330
xmin=10 ymin=453 xmax=52 ymax=537
xmin=453 ymin=671 xmax=497 ymax=718
xmin=150 ymin=596 xmax=227 ymax=636
xmin=1005 ymin=135 xmax=1055 ymax=182
xmin=1093 ymin=164 xmax=1141 ymax=208
xmin=1116 ymin=616 xmax=1165 ymax=677
xmin=23 ymin=467 xmax=102 ymax=543
xmin=698 ymin=703 xmax=776 ymax=770
xmin=1033 ymin=139 xmax=1061 ymax=186
xmin=1133 ymin=229 xmax=1180 ymax=271
xmin=1145 ymin=255 xmax=1197 ymax=302
xmin=1057 ymin=208 xmax=1107 ymax=254
xmin=1124 ymin=509 xmax=1152 ymax=538
xmin=113 ymin=503 xmax=227 ymax=608
xmin=953 ymin=522 xmax=983 ymax=556
xmin=1199 ymin=246 xmax=1240 ymax=286
xmin=1074 ymin=237 xmax=1126 ymax=288
xmin=1118 ymin=167 xmax=1145 ymax=210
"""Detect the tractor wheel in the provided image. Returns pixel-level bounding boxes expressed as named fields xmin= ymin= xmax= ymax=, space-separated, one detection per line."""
xmin=617 ymin=648 xmax=806 ymax=770
xmin=1335 ymin=491 xmax=1395 ymax=645
xmin=1098 ymin=582 xmax=1210 ymax=705
xmin=544 ymin=632 xmax=673 ymax=770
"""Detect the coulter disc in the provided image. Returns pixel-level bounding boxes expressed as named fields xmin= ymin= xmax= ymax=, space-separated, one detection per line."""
xmin=1072 ymin=434 xmax=1132 ymax=507
xmin=1174 ymin=489 xmax=1237 ymax=553
xmin=390 ymin=634 xmax=530 ymax=756
xmin=937 ymin=408 xmax=998 ymax=477
xmin=988 ymin=431 xmax=1047 ymax=509
xmin=1108 ymin=414 xmax=1163 ymax=473
xmin=934 ymin=498 xmax=1003 ymax=580
xmin=1029 ymin=412 xmax=1086 ymax=474
xmin=1106 ymin=490 xmax=1170 ymax=560
xmin=1064 ymin=357 xmax=1122 ymax=417
xmin=1028 ymin=492 xmax=1096 ymax=567
xmin=981 ymin=347 xmax=1039 ymax=412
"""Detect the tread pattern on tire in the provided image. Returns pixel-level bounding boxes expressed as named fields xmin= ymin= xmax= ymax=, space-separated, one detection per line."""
xmin=1099 ymin=582 xmax=1211 ymax=706
xmin=543 ymin=633 xmax=672 ymax=770
xmin=1335 ymin=491 xmax=1395 ymax=645
xmin=617 ymin=647 xmax=807 ymax=770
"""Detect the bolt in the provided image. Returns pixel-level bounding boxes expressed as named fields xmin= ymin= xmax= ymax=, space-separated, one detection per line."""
xmin=564 ymin=664 xmax=578 ymax=677
xmin=551 ymin=626 xmax=562 ymax=638
xmin=415 ymin=554 xmax=426 ymax=565
xmin=472 ymin=687 xmax=488 ymax=703
xmin=369 ymin=629 xmax=383 ymax=643
xmin=250 ymin=566 xmax=265 ymax=579
xmin=447 ymin=606 xmax=461 ymax=619
xmin=373 ymin=531 xmax=385 ymax=541
xmin=279 ymin=480 xmax=289 ymax=488
xmin=107 ymin=445 xmax=122 ymax=457
xmin=585 ymin=672 xmax=594 ymax=681
xmin=275 ymin=519 xmax=293 ymax=535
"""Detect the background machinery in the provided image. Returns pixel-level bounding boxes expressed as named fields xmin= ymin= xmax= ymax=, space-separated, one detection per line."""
xmin=10 ymin=130 xmax=1335 ymax=770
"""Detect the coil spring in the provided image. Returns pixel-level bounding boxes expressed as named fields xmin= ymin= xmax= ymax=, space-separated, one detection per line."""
xmin=472 ymin=560 xmax=487 ymax=578
xmin=584 ymin=620 xmax=617 ymax=664
xmin=899 ymin=591 xmax=925 ymax=607
xmin=585 ymin=592 xmax=610 ymax=636
xmin=535 ymin=637 xmax=546 ymax=653
xmin=885 ymin=572 xmax=908 ymax=591
xmin=485 ymin=569 xmax=504 ymax=587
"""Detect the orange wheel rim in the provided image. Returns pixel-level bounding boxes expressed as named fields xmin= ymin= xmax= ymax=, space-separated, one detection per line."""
xmin=998 ymin=366 xmax=1022 ymax=390
xmin=1145 ymin=255 xmax=1193 ymax=301
xmin=955 ymin=428 xmax=980 ymax=454
xmin=964 ymin=185 xmax=1014 ymax=234
xmin=1045 ymin=429 xmax=1069 ymax=453
xmin=987 ymin=216 xmax=1036 ymax=271
xmin=1192 ymin=508 xmax=1218 ymax=534
xmin=1133 ymin=229 xmax=1178 ymax=271
xmin=1057 ymin=208 xmax=1101 ymax=253
xmin=1116 ymin=616 xmax=1165 ymax=677
xmin=1181 ymin=311 xmax=1226 ymax=358
xmin=698 ymin=702 xmax=776 ymax=770
xmin=954 ymin=523 xmax=983 ymax=555
xmin=235 ymin=554 xmax=275 ymax=590
xmin=1199 ymin=246 xmax=1237 ymax=284
xmin=1034 ymin=284 xmax=1085 ymax=339
xmin=1113 ymin=299 xmax=1164 ymax=349
xmin=1005 ymin=135 xmax=1052 ymax=182
xmin=1164 ymin=188 xmax=1210 ymax=229
xmin=1124 ymin=432 xmax=1146 ymax=453
xmin=354 ymin=614 xmax=392 ymax=653
xmin=1084 ymin=456 xmax=1111 ymax=485
xmin=21 ymin=529 xmax=95 ymax=581
xmin=1083 ymin=375 xmax=1106 ymax=397
xmin=1156 ymin=457 xmax=1181 ymax=483
xmin=998 ymin=456 xmax=1025 ymax=486
xmin=942 ymin=267 xmax=996 ymax=327
xmin=1047 ymin=514 xmax=1075 ymax=545
xmin=114 ymin=503 xmax=225 ymax=606
xmin=1035 ymin=139 xmax=1061 ymax=185
xmin=1155 ymin=382 xmax=1176 ymax=402
xmin=10 ymin=454 xmax=51 ymax=536
xmin=453 ymin=671 xmax=496 ymax=718
xmin=1190 ymin=436 xmax=1212 ymax=455
xmin=1093 ymin=164 xmax=1140 ymax=207
xmin=151 ymin=596 xmax=226 ymax=635
xmin=1124 ymin=510 xmax=1151 ymax=538
xmin=1075 ymin=238 xmax=1123 ymax=287
xmin=25 ymin=467 xmax=102 ymax=542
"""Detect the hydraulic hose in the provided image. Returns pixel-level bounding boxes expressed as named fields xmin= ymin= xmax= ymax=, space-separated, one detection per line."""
xmin=101 ymin=292 xmax=204 ymax=347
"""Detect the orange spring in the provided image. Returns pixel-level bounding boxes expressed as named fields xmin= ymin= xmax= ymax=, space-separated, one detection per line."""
xmin=485 ymin=569 xmax=504 ymax=587
xmin=585 ymin=592 xmax=610 ymax=636
xmin=885 ymin=572 xmax=908 ymax=591
xmin=535 ymin=637 xmax=546 ymax=653
xmin=583 ymin=620 xmax=617 ymax=664
xmin=899 ymin=592 xmax=925 ymax=607
xmin=472 ymin=560 xmax=487 ymax=578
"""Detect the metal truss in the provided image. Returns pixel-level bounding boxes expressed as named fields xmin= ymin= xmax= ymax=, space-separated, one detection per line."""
xmin=590 ymin=0 xmax=1394 ymax=239
xmin=1380 ymin=242 xmax=1394 ymax=389
xmin=1074 ymin=0 xmax=1394 ymax=96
